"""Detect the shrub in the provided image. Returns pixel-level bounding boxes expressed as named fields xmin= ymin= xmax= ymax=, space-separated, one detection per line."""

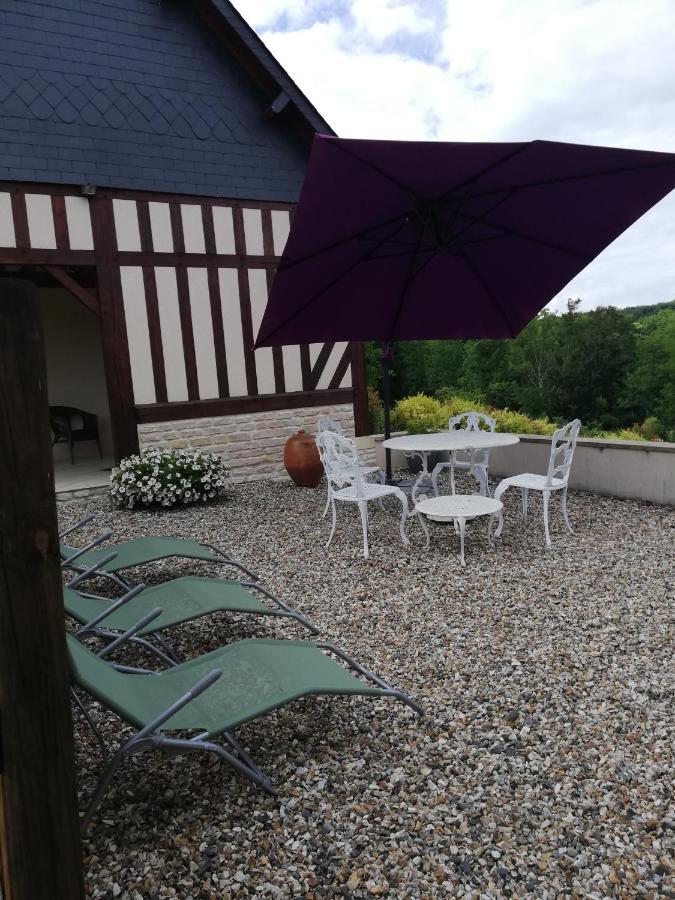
xmin=390 ymin=392 xmax=657 ymax=442
xmin=491 ymin=408 xmax=557 ymax=435
xmin=110 ymin=447 xmax=229 ymax=509
xmin=638 ymin=416 xmax=663 ymax=440
xmin=367 ymin=386 xmax=384 ymax=434
xmin=391 ymin=394 xmax=446 ymax=434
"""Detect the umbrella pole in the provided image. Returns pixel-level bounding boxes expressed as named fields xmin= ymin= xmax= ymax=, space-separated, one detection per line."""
xmin=381 ymin=342 xmax=393 ymax=481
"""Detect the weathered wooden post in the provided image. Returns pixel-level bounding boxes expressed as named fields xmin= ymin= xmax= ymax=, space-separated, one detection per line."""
xmin=0 ymin=279 xmax=85 ymax=899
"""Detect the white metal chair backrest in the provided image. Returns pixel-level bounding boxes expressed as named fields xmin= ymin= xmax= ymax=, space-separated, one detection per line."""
xmin=317 ymin=417 xmax=344 ymax=435
xmin=448 ymin=411 xmax=496 ymax=434
xmin=316 ymin=429 xmax=360 ymax=478
xmin=545 ymin=419 xmax=581 ymax=486
xmin=449 ymin=411 xmax=496 ymax=466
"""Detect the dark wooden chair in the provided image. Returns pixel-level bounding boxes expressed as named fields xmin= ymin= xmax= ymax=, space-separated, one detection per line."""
xmin=50 ymin=406 xmax=102 ymax=464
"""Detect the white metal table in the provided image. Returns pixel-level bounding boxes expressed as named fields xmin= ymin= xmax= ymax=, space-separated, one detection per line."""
xmin=382 ymin=431 xmax=520 ymax=502
xmin=415 ymin=494 xmax=504 ymax=566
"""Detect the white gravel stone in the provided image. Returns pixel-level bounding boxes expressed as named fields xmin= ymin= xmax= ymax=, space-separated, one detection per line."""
xmin=60 ymin=475 xmax=675 ymax=898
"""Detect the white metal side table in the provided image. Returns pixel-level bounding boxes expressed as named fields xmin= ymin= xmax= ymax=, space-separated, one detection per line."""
xmin=415 ymin=494 xmax=504 ymax=566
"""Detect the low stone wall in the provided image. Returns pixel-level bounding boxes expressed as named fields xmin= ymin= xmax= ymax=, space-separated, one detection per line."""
xmin=137 ymin=403 xmax=355 ymax=483
xmin=369 ymin=433 xmax=675 ymax=506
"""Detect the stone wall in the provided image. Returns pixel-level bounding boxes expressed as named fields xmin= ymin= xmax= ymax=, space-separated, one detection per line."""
xmin=372 ymin=433 xmax=675 ymax=506
xmin=137 ymin=403 xmax=355 ymax=482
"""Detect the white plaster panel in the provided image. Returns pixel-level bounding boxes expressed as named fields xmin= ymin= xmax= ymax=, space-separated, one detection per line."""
xmin=0 ymin=192 xmax=16 ymax=246
xmin=154 ymin=267 xmax=189 ymax=402
xmin=271 ymin=209 xmax=291 ymax=256
xmin=340 ymin=357 xmax=353 ymax=388
xmin=309 ymin=343 xmax=322 ymax=366
xmin=119 ymin=266 xmax=155 ymax=405
xmin=25 ymin=194 xmax=56 ymax=249
xmin=218 ymin=268 xmax=247 ymax=396
xmin=317 ymin=341 xmax=348 ymax=390
xmin=187 ymin=267 xmax=219 ymax=400
xmin=113 ymin=199 xmax=141 ymax=251
xmin=212 ymin=205 xmax=235 ymax=254
xmin=282 ymin=345 xmax=303 ymax=392
xmin=181 ymin=204 xmax=206 ymax=253
xmin=148 ymin=202 xmax=173 ymax=252
xmin=242 ymin=207 xmax=264 ymax=255
xmin=64 ymin=195 xmax=94 ymax=249
xmin=248 ymin=268 xmax=275 ymax=394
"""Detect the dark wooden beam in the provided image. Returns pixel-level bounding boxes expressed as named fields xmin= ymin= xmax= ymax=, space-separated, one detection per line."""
xmin=232 ymin=206 xmax=258 ymax=395
xmin=0 ymin=249 xmax=95 ymax=266
xmin=51 ymin=196 xmax=70 ymax=251
xmin=90 ymin=196 xmax=139 ymax=462
xmin=307 ymin=341 xmax=335 ymax=391
xmin=43 ymin=266 xmax=100 ymax=317
xmin=328 ymin=343 xmax=352 ymax=390
xmin=8 ymin=193 xmax=29 ymax=250
xmin=174 ymin=266 xmax=200 ymax=401
xmin=135 ymin=388 xmax=354 ymax=423
xmin=261 ymin=210 xmax=285 ymax=393
xmin=0 ymin=279 xmax=85 ymax=900
xmin=206 ymin=266 xmax=230 ymax=398
xmin=141 ymin=265 xmax=167 ymax=404
xmin=0 ymin=182 xmax=296 ymax=211
xmin=349 ymin=341 xmax=370 ymax=437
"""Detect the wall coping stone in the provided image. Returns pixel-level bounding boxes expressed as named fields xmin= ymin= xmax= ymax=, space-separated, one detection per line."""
xmin=372 ymin=432 xmax=675 ymax=455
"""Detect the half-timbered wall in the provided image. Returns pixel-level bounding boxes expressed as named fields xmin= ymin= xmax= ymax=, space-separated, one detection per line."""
xmin=0 ymin=183 xmax=367 ymax=466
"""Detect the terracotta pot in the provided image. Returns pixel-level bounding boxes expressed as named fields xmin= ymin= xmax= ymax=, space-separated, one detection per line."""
xmin=284 ymin=430 xmax=323 ymax=487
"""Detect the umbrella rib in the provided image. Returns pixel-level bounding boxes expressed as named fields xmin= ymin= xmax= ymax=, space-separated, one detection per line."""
xmin=277 ymin=211 xmax=413 ymax=273
xmin=457 ymin=247 xmax=518 ymax=335
xmin=465 ymin=157 xmax=675 ymax=200
xmin=432 ymin=143 xmax=531 ymax=205
xmin=255 ymin=224 xmax=405 ymax=346
xmin=453 ymin=208 xmax=588 ymax=259
xmin=327 ymin=138 xmax=426 ymax=204
xmin=388 ymin=250 xmax=437 ymax=341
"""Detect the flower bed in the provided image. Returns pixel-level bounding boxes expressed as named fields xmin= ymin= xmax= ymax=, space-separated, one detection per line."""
xmin=110 ymin=448 xmax=229 ymax=509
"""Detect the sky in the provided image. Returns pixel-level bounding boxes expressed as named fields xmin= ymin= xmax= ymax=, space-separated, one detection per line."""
xmin=231 ymin=0 xmax=675 ymax=312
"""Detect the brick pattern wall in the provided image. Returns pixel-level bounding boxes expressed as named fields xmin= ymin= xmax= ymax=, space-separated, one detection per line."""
xmin=137 ymin=403 xmax=356 ymax=482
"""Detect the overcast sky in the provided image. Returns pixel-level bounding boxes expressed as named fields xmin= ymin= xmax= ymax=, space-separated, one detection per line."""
xmin=231 ymin=0 xmax=675 ymax=311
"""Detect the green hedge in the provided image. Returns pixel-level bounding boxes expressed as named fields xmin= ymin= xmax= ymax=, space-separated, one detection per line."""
xmin=389 ymin=393 xmax=652 ymax=441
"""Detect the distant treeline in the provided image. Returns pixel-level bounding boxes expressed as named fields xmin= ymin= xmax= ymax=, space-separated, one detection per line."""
xmin=365 ymin=299 xmax=675 ymax=440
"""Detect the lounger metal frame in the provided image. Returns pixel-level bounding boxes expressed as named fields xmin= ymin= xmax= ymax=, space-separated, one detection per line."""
xmin=71 ymin=605 xmax=423 ymax=830
xmin=60 ymin=513 xmax=258 ymax=587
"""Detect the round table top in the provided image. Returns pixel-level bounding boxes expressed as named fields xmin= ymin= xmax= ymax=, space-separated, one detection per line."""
xmin=415 ymin=494 xmax=503 ymax=520
xmin=382 ymin=431 xmax=520 ymax=452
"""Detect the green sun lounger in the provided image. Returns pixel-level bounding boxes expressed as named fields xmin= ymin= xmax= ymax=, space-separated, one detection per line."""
xmin=68 ymin=633 xmax=423 ymax=829
xmin=64 ymin=576 xmax=319 ymax=649
xmin=61 ymin=535 xmax=257 ymax=588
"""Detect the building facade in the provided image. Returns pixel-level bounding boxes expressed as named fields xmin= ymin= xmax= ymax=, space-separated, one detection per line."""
xmin=0 ymin=0 xmax=367 ymax=478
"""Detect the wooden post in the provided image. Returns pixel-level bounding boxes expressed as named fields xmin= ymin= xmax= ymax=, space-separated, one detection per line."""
xmin=0 ymin=279 xmax=85 ymax=899
xmin=350 ymin=341 xmax=370 ymax=437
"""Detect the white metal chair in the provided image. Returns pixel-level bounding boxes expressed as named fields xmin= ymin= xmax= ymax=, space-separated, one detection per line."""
xmin=317 ymin=417 xmax=384 ymax=518
xmin=317 ymin=416 xmax=345 ymax=435
xmin=494 ymin=419 xmax=581 ymax=547
xmin=431 ymin=411 xmax=496 ymax=497
xmin=316 ymin=431 xmax=409 ymax=559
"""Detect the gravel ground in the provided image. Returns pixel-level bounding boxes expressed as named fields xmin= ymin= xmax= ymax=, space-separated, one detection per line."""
xmin=59 ymin=477 xmax=674 ymax=899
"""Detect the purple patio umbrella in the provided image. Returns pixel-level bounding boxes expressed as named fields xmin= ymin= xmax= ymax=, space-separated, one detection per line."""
xmin=255 ymin=135 xmax=675 ymax=475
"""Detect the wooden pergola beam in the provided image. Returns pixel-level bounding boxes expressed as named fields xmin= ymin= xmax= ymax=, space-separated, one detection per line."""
xmin=0 ymin=279 xmax=85 ymax=900
xmin=44 ymin=265 xmax=100 ymax=317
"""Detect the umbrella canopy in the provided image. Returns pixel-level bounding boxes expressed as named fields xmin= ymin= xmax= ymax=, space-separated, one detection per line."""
xmin=255 ymin=135 xmax=675 ymax=346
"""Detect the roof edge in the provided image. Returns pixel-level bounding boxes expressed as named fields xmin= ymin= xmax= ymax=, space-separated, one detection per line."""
xmin=198 ymin=0 xmax=335 ymax=142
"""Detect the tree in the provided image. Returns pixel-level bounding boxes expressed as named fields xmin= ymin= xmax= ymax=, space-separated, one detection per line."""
xmin=622 ymin=308 xmax=675 ymax=438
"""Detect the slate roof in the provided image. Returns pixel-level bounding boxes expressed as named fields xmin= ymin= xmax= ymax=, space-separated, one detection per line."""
xmin=0 ymin=0 xmax=333 ymax=201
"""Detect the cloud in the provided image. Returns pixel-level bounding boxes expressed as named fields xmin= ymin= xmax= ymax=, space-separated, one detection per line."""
xmin=232 ymin=0 xmax=675 ymax=307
